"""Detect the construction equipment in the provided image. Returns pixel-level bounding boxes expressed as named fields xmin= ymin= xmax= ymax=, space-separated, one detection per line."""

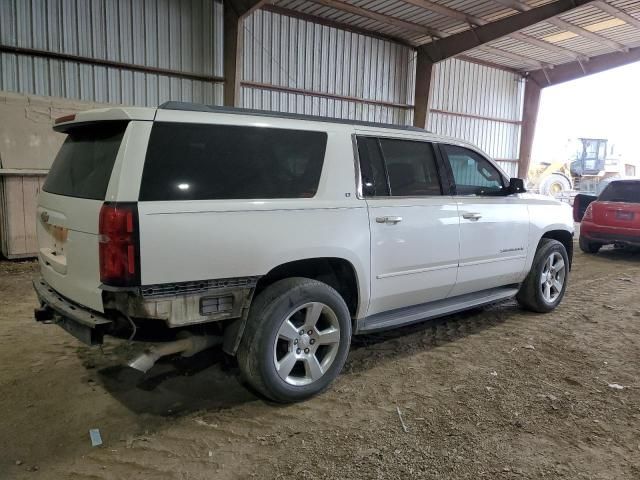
xmin=528 ymin=138 xmax=632 ymax=198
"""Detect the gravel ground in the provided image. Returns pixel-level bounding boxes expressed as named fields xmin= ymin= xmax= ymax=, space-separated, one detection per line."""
xmin=1 ymin=243 xmax=639 ymax=480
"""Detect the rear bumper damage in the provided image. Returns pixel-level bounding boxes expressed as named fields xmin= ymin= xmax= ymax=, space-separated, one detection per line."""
xmin=33 ymin=276 xmax=112 ymax=345
xmin=33 ymin=277 xmax=224 ymax=370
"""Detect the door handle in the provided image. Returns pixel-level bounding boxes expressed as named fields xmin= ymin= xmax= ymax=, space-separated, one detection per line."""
xmin=462 ymin=212 xmax=482 ymax=221
xmin=376 ymin=216 xmax=403 ymax=225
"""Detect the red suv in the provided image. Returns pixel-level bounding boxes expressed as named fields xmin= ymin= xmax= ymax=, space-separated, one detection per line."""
xmin=574 ymin=179 xmax=640 ymax=253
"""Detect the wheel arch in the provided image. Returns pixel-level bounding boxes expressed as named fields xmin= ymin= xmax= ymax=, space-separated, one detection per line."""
xmin=539 ymin=229 xmax=574 ymax=269
xmin=255 ymin=257 xmax=361 ymax=317
xmin=223 ymin=257 xmax=364 ymax=356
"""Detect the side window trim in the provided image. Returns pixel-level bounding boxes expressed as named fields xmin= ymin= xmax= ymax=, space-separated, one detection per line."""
xmin=433 ymin=143 xmax=456 ymax=196
xmin=355 ymin=135 xmax=391 ymax=198
xmin=374 ymin=137 xmax=393 ymax=197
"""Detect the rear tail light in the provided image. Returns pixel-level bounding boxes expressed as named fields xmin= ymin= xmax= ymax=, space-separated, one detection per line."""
xmin=99 ymin=203 xmax=140 ymax=286
xmin=583 ymin=203 xmax=594 ymax=221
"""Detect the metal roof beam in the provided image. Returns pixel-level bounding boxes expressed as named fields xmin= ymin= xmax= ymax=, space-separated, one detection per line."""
xmin=592 ymin=1 xmax=640 ymax=30
xmin=476 ymin=45 xmax=553 ymax=70
xmin=528 ymin=45 xmax=640 ymax=86
xmin=490 ymin=0 xmax=530 ymax=13
xmin=261 ymin=5 xmax=413 ymax=47
xmin=546 ymin=17 xmax=628 ymax=52
xmin=419 ymin=0 xmax=593 ymax=62
xmin=400 ymin=0 xmax=487 ymax=26
xmin=493 ymin=0 xmax=628 ymax=54
xmin=308 ymin=0 xmax=446 ymax=38
xmin=509 ymin=31 xmax=588 ymax=61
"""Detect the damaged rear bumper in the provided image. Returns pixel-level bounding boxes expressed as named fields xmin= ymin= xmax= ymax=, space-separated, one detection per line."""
xmin=33 ymin=276 xmax=112 ymax=345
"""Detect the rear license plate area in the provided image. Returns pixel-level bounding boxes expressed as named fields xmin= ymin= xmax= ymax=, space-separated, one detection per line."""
xmin=615 ymin=211 xmax=634 ymax=221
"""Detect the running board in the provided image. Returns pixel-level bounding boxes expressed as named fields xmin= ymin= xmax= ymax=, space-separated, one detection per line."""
xmin=357 ymin=286 xmax=519 ymax=334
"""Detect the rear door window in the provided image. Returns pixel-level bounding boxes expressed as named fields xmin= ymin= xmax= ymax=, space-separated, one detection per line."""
xmin=139 ymin=123 xmax=327 ymax=201
xmin=43 ymin=122 xmax=128 ymax=200
xmin=379 ymin=139 xmax=442 ymax=196
xmin=599 ymin=181 xmax=640 ymax=203
xmin=356 ymin=136 xmax=442 ymax=197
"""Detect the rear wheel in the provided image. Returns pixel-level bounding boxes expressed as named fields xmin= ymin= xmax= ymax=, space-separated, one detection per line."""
xmin=237 ymin=277 xmax=352 ymax=403
xmin=579 ymin=235 xmax=602 ymax=254
xmin=517 ymin=239 xmax=569 ymax=313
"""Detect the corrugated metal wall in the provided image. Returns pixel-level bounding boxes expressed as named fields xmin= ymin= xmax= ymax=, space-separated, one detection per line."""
xmin=0 ymin=0 xmax=224 ymax=106
xmin=428 ymin=58 xmax=524 ymax=176
xmin=240 ymin=9 xmax=416 ymax=125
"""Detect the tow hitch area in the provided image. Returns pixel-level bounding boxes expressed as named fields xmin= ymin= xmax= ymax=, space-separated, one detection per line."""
xmin=34 ymin=306 xmax=54 ymax=322
xmin=32 ymin=277 xmax=113 ymax=346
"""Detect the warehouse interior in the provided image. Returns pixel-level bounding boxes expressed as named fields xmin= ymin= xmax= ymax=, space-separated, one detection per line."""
xmin=2 ymin=0 xmax=640 ymax=258
xmin=1 ymin=0 xmax=640 ymax=478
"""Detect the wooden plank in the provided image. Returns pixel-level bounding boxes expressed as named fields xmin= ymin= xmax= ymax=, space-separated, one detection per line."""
xmin=3 ymin=176 xmax=28 ymax=256
xmin=0 ymin=168 xmax=50 ymax=176
xmin=0 ymin=178 xmax=6 ymax=256
xmin=21 ymin=176 xmax=40 ymax=255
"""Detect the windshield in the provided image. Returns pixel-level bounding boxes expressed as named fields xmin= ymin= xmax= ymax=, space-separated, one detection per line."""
xmin=43 ymin=122 xmax=128 ymax=200
xmin=598 ymin=181 xmax=640 ymax=204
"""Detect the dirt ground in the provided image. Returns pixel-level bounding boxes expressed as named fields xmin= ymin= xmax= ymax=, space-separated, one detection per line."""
xmin=1 ymin=243 xmax=639 ymax=480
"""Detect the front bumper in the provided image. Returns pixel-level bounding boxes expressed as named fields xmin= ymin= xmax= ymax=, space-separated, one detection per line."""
xmin=33 ymin=277 xmax=112 ymax=345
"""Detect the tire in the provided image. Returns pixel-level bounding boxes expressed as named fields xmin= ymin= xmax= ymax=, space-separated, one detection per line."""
xmin=517 ymin=239 xmax=569 ymax=313
xmin=579 ymin=235 xmax=602 ymax=254
xmin=237 ymin=277 xmax=352 ymax=403
xmin=540 ymin=173 xmax=572 ymax=198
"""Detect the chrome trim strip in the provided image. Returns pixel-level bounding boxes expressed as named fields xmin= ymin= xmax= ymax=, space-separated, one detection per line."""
xmin=459 ymin=254 xmax=526 ymax=267
xmin=377 ymin=263 xmax=458 ymax=279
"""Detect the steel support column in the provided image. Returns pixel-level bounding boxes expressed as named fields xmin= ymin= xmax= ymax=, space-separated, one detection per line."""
xmin=413 ymin=51 xmax=434 ymax=128
xmin=518 ymin=78 xmax=542 ymax=178
xmin=223 ymin=0 xmax=266 ymax=107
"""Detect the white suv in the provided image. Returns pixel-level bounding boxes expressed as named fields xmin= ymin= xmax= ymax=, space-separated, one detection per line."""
xmin=34 ymin=102 xmax=574 ymax=402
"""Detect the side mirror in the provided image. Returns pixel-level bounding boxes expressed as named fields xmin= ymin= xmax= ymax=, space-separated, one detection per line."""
xmin=508 ymin=177 xmax=526 ymax=194
xmin=573 ymin=193 xmax=597 ymax=222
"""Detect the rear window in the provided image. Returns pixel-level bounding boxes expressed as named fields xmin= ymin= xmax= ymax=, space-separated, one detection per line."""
xmin=599 ymin=181 xmax=640 ymax=203
xmin=139 ymin=123 xmax=327 ymax=201
xmin=43 ymin=122 xmax=128 ymax=200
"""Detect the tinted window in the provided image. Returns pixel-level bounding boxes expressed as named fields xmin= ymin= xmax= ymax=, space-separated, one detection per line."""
xmin=43 ymin=122 xmax=128 ymax=200
xmin=599 ymin=181 xmax=640 ymax=203
xmin=357 ymin=137 xmax=389 ymax=197
xmin=442 ymin=144 xmax=504 ymax=195
xmin=139 ymin=123 xmax=327 ymax=201
xmin=380 ymin=139 xmax=442 ymax=196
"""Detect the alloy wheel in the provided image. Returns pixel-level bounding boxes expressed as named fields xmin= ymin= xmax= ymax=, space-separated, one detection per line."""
xmin=272 ymin=302 xmax=341 ymax=386
xmin=540 ymin=252 xmax=566 ymax=303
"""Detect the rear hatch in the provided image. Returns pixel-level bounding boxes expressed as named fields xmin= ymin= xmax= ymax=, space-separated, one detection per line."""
xmin=38 ymin=121 xmax=129 ymax=312
xmin=592 ymin=181 xmax=640 ymax=230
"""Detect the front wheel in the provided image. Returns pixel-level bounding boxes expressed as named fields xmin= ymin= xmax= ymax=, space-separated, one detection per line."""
xmin=237 ymin=277 xmax=352 ymax=403
xmin=517 ymin=239 xmax=569 ymax=313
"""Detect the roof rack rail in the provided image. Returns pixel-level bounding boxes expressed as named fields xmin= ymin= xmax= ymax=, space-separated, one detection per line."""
xmin=158 ymin=101 xmax=429 ymax=133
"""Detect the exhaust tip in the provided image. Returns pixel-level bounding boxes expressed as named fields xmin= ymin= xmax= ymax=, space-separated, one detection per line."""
xmin=125 ymin=335 xmax=223 ymax=373
xmin=127 ymin=353 xmax=157 ymax=373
